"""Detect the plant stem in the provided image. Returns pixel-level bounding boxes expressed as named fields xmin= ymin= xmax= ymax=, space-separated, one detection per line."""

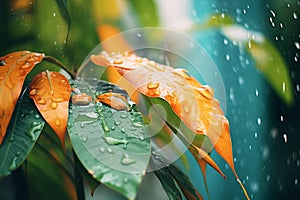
xmin=43 ymin=56 xmax=75 ymax=79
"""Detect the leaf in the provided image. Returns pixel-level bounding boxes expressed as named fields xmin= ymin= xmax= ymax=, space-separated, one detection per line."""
xmin=154 ymin=166 xmax=182 ymax=200
xmin=55 ymin=0 xmax=71 ymax=44
xmin=68 ymin=79 xmax=151 ymax=200
xmin=221 ymin=25 xmax=294 ymax=106
xmin=0 ymin=85 xmax=45 ymax=177
xmin=168 ymin=164 xmax=204 ymax=200
xmin=128 ymin=0 xmax=159 ymax=27
xmin=88 ymin=52 xmax=251 ymax=198
xmin=29 ymin=71 xmax=71 ymax=146
xmin=0 ymin=51 xmax=44 ymax=144
xmin=25 ymin=126 xmax=77 ymax=200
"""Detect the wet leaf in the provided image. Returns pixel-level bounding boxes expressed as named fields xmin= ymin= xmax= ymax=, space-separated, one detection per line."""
xmin=68 ymin=79 xmax=151 ymax=200
xmin=29 ymin=71 xmax=71 ymax=146
xmin=26 ymin=126 xmax=77 ymax=200
xmin=0 ymin=51 xmax=44 ymax=145
xmin=168 ymin=164 xmax=204 ymax=200
xmin=55 ymin=0 xmax=71 ymax=43
xmin=129 ymin=0 xmax=159 ymax=27
xmin=0 ymin=85 xmax=45 ymax=177
xmin=221 ymin=25 xmax=294 ymax=106
xmin=88 ymin=52 xmax=249 ymax=199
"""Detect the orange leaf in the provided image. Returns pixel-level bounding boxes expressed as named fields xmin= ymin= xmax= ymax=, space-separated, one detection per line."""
xmin=91 ymin=52 xmax=250 ymax=199
xmin=0 ymin=51 xmax=44 ymax=144
xmin=29 ymin=71 xmax=71 ymax=146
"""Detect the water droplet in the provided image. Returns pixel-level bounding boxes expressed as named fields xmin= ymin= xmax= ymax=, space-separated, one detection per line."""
xmin=147 ymin=82 xmax=159 ymax=89
xmin=101 ymin=120 xmax=110 ymax=132
xmin=9 ymin=157 xmax=18 ymax=171
xmin=55 ymin=119 xmax=60 ymax=126
xmin=113 ymin=59 xmax=123 ymax=64
xmin=36 ymin=98 xmax=46 ymax=105
xmin=137 ymin=33 xmax=141 ymax=38
xmin=121 ymin=128 xmax=125 ymax=133
xmin=0 ymin=60 xmax=6 ymax=66
xmin=107 ymin=147 xmax=113 ymax=153
xmin=266 ymin=174 xmax=270 ymax=182
xmin=148 ymin=60 xmax=156 ymax=67
xmin=257 ymin=117 xmax=262 ymax=125
xmin=34 ymin=114 xmax=40 ymax=119
xmin=120 ymin=114 xmax=128 ymax=119
xmin=80 ymin=123 xmax=85 ymax=128
xmin=254 ymin=132 xmax=258 ymax=138
xmin=198 ymin=85 xmax=214 ymax=99
xmin=295 ymin=42 xmax=300 ymax=50
xmin=283 ymin=133 xmax=288 ymax=143
xmin=52 ymin=97 xmax=64 ymax=102
xmin=103 ymin=136 xmax=128 ymax=148
xmin=21 ymin=63 xmax=30 ymax=69
xmin=135 ymin=57 xmax=142 ymax=62
xmin=99 ymin=147 xmax=105 ymax=153
xmin=225 ymin=54 xmax=230 ymax=61
xmin=133 ymin=122 xmax=143 ymax=127
xmin=280 ymin=115 xmax=284 ymax=122
xmin=255 ymin=88 xmax=259 ymax=96
xmin=111 ymin=126 xmax=116 ymax=130
xmin=114 ymin=121 xmax=121 ymax=126
xmin=138 ymin=135 xmax=145 ymax=141
xmin=50 ymin=101 xmax=58 ymax=109
xmin=238 ymin=76 xmax=244 ymax=85
xmin=173 ymin=68 xmax=191 ymax=79
xmin=293 ymin=12 xmax=298 ymax=19
xmin=295 ymin=179 xmax=298 ymax=186
xmin=82 ymin=136 xmax=88 ymax=142
xmin=53 ymin=12 xmax=56 ymax=17
xmin=26 ymin=123 xmax=43 ymax=141
xmin=121 ymin=153 xmax=136 ymax=165
xmin=124 ymin=178 xmax=128 ymax=183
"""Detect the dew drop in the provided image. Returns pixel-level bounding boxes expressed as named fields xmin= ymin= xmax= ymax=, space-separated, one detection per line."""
xmin=198 ymin=85 xmax=214 ymax=99
xmin=101 ymin=120 xmax=110 ymax=132
xmin=34 ymin=114 xmax=40 ymax=119
xmin=21 ymin=63 xmax=30 ymax=69
xmin=55 ymin=119 xmax=60 ymax=126
xmin=124 ymin=178 xmax=128 ymax=183
xmin=283 ymin=133 xmax=288 ymax=143
xmin=107 ymin=147 xmax=113 ymax=153
xmin=147 ymin=81 xmax=159 ymax=89
xmin=293 ymin=12 xmax=298 ymax=19
xmin=0 ymin=60 xmax=6 ymax=66
xmin=36 ymin=98 xmax=46 ymax=105
xmin=52 ymin=97 xmax=64 ymax=102
xmin=121 ymin=128 xmax=125 ymax=133
xmin=51 ymin=101 xmax=58 ymax=109
xmin=99 ymin=147 xmax=105 ymax=153
xmin=82 ymin=136 xmax=88 ymax=142
xmin=225 ymin=54 xmax=231 ymax=61
xmin=80 ymin=123 xmax=85 ymax=128
xmin=139 ymin=136 xmax=145 ymax=141
xmin=29 ymin=89 xmax=37 ymax=96
xmin=121 ymin=153 xmax=136 ymax=165
xmin=295 ymin=42 xmax=300 ymax=50
xmin=114 ymin=121 xmax=121 ymax=126
xmin=103 ymin=136 xmax=128 ymax=148
xmin=173 ymin=68 xmax=191 ymax=79
xmin=113 ymin=59 xmax=123 ymax=64
xmin=280 ymin=115 xmax=284 ymax=122
xmin=255 ymin=88 xmax=259 ymax=96
xmin=148 ymin=60 xmax=156 ymax=67
xmin=257 ymin=117 xmax=262 ymax=125
xmin=135 ymin=57 xmax=142 ymax=62
xmin=120 ymin=114 xmax=128 ymax=119
xmin=133 ymin=122 xmax=143 ymax=127
xmin=295 ymin=179 xmax=298 ymax=186
xmin=137 ymin=33 xmax=141 ymax=38
xmin=9 ymin=157 xmax=18 ymax=171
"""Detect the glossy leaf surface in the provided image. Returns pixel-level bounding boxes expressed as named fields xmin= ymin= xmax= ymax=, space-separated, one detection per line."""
xmin=29 ymin=71 xmax=71 ymax=146
xmin=68 ymin=79 xmax=150 ymax=200
xmin=0 ymin=51 xmax=44 ymax=144
xmin=0 ymin=85 xmax=45 ymax=177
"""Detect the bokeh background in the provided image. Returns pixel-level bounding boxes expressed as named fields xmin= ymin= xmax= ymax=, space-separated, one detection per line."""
xmin=0 ymin=0 xmax=299 ymax=199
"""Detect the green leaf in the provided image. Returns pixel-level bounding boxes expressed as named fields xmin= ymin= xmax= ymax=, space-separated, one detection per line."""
xmin=168 ymin=165 xmax=203 ymax=200
xmin=129 ymin=0 xmax=159 ymax=27
xmin=68 ymin=79 xmax=151 ymax=200
xmin=154 ymin=167 xmax=182 ymax=200
xmin=0 ymin=86 xmax=45 ymax=178
xmin=55 ymin=0 xmax=71 ymax=43
xmin=221 ymin=25 xmax=294 ymax=106
xmin=25 ymin=127 xmax=76 ymax=200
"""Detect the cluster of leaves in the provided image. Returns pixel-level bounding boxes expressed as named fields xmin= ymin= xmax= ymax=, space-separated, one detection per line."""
xmin=0 ymin=50 xmax=249 ymax=200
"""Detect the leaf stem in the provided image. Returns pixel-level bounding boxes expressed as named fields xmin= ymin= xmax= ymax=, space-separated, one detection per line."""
xmin=43 ymin=56 xmax=75 ymax=79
